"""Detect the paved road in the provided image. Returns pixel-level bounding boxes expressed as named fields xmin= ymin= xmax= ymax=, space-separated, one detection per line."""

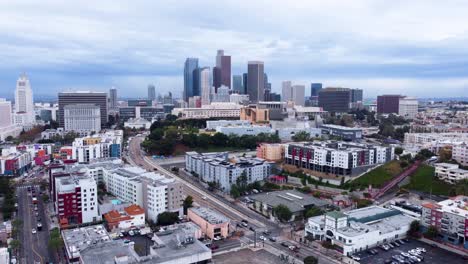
xmin=16 ymin=184 xmax=57 ymax=263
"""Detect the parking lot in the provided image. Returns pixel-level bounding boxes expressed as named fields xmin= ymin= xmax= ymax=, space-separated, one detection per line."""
xmin=359 ymin=239 xmax=467 ymax=264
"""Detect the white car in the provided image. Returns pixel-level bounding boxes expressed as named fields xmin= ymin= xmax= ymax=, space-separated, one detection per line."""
xmin=416 ymin=247 xmax=426 ymax=253
xmin=202 ymin=196 xmax=207 ymax=200
xmin=213 ymin=236 xmax=222 ymax=241
xmin=351 ymin=255 xmax=361 ymax=261
xmin=259 ymin=235 xmax=266 ymax=241
xmin=128 ymin=230 xmax=135 ymax=236
xmin=31 ymin=228 xmax=36 ymax=234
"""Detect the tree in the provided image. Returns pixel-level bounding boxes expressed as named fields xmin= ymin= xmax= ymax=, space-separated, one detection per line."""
xmin=438 ymin=147 xmax=452 ymax=162
xmin=48 ymin=228 xmax=64 ymax=251
xmin=292 ymin=131 xmax=311 ymax=142
xmin=9 ymin=239 xmax=20 ymax=251
xmin=148 ymin=128 xmax=164 ymax=141
xmin=408 ymin=220 xmax=420 ymax=237
xmin=236 ymin=171 xmax=248 ymax=190
xmin=273 ymin=204 xmax=292 ymax=222
xmin=42 ymin=194 xmax=50 ymax=203
xmin=230 ymin=184 xmax=241 ymax=198
xmin=394 ymin=147 xmax=404 ymax=155
xmin=157 ymin=212 xmax=179 ymax=226
xmin=418 ymin=149 xmax=435 ymax=159
xmin=183 ymin=196 xmax=193 ymax=215
xmin=305 ymin=207 xmax=323 ymax=219
xmin=303 ymin=256 xmax=318 ymax=264
xmin=165 ymin=114 xmax=178 ymax=122
xmin=425 ymin=225 xmax=439 ymax=239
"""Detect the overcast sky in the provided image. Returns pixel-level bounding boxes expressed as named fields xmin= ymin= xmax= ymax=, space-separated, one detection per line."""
xmin=1 ymin=0 xmax=468 ymax=99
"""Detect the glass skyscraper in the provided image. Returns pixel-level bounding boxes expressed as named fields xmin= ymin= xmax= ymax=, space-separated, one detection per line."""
xmin=184 ymin=58 xmax=199 ymax=101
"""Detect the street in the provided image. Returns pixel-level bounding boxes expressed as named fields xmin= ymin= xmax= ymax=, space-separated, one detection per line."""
xmin=16 ymin=184 xmax=57 ymax=264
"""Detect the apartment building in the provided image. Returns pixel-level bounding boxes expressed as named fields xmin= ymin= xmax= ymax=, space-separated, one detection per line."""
xmin=305 ymin=206 xmax=415 ymax=256
xmin=185 ymin=151 xmax=273 ymax=192
xmin=71 ymin=130 xmax=122 ymax=163
xmin=103 ymin=167 xmax=184 ymax=222
xmin=55 ymin=174 xmax=100 ymax=226
xmin=285 ymin=141 xmax=394 ymax=176
xmin=320 ymin=124 xmax=363 ymax=140
xmin=404 ymin=133 xmax=468 ymax=153
xmin=434 ymin=163 xmax=468 ymax=184
xmin=0 ymin=151 xmax=33 ymax=176
xmin=256 ymin=143 xmax=285 ymax=162
xmin=172 ymin=102 xmax=241 ymax=119
xmin=421 ymin=196 xmax=468 ymax=246
xmin=453 ymin=143 xmax=468 ymax=166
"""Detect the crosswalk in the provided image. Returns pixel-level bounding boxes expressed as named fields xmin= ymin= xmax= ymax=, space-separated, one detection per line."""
xmin=16 ymin=184 xmax=39 ymax=190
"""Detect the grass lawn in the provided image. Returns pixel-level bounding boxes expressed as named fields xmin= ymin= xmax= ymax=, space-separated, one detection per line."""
xmin=350 ymin=160 xmax=405 ymax=188
xmin=403 ymin=164 xmax=453 ymax=196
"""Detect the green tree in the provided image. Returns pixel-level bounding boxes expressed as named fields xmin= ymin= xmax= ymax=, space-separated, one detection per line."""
xmin=236 ymin=171 xmax=248 ymax=190
xmin=157 ymin=212 xmax=179 ymax=226
xmin=183 ymin=196 xmax=193 ymax=215
xmin=42 ymin=194 xmax=50 ymax=203
xmin=10 ymin=239 xmax=20 ymax=251
xmin=292 ymin=131 xmax=311 ymax=142
xmin=148 ymin=128 xmax=164 ymax=141
xmin=48 ymin=228 xmax=64 ymax=251
xmin=408 ymin=220 xmax=420 ymax=237
xmin=305 ymin=207 xmax=323 ymax=218
xmin=273 ymin=204 xmax=292 ymax=222
xmin=425 ymin=225 xmax=439 ymax=239
xmin=394 ymin=147 xmax=404 ymax=155
xmin=303 ymin=256 xmax=318 ymax=264
xmin=230 ymin=184 xmax=241 ymax=198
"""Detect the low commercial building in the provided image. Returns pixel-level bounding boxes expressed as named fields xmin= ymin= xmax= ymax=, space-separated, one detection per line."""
xmin=206 ymin=120 xmax=251 ymax=130
xmin=62 ymin=224 xmax=111 ymax=263
xmin=240 ymin=105 xmax=269 ymax=123
xmin=188 ymin=207 xmax=230 ymax=239
xmin=256 ymin=143 xmax=284 ymax=162
xmin=434 ymin=163 xmax=468 ymax=184
xmin=285 ymin=141 xmax=394 ymax=176
xmin=320 ymin=124 xmax=363 ymax=140
xmin=172 ymin=103 xmax=241 ymax=119
xmin=215 ymin=124 xmax=274 ymax=136
xmin=249 ymin=190 xmax=329 ymax=221
xmin=305 ymin=206 xmax=415 ymax=256
xmin=123 ymin=117 xmax=151 ymax=129
xmin=104 ymin=204 xmax=145 ymax=231
xmin=185 ymin=151 xmax=273 ymax=192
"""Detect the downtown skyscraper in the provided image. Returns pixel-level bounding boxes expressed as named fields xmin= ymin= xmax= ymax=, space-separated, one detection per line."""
xmin=147 ymin=84 xmax=156 ymax=101
xmin=109 ymin=87 xmax=118 ymax=110
xmin=183 ymin=58 xmax=199 ymax=102
xmin=213 ymin=50 xmax=231 ymax=90
xmin=247 ymin=61 xmax=264 ymax=103
xmin=14 ymin=73 xmax=35 ymax=124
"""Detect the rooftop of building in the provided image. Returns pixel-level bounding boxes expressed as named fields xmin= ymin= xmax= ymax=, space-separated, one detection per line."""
xmin=187 ymin=151 xmax=271 ymax=168
xmin=436 ymin=196 xmax=468 ymax=217
xmin=189 ymin=207 xmax=230 ymax=224
xmin=62 ymin=225 xmax=111 ymax=254
xmin=434 ymin=163 xmax=468 ymax=173
xmin=320 ymin=124 xmax=363 ymax=131
xmin=250 ymin=190 xmax=329 ymax=213
xmin=125 ymin=204 xmax=145 ymax=216
xmin=287 ymin=141 xmax=386 ymax=152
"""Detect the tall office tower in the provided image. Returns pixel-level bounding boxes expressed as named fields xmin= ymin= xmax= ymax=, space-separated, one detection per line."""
xmin=242 ymin=73 xmax=248 ymax=94
xmin=199 ymin=67 xmax=212 ymax=106
xmin=14 ymin=73 xmax=35 ymax=123
xmin=311 ymin=83 xmax=323 ymax=96
xmin=318 ymin=87 xmax=352 ymax=113
xmin=377 ymin=95 xmax=402 ymax=114
xmin=232 ymin=75 xmax=243 ymax=94
xmin=0 ymin=99 xmax=12 ymax=128
xmin=109 ymin=87 xmax=118 ymax=110
xmin=281 ymin=81 xmax=292 ymax=102
xmin=264 ymin=73 xmax=269 ymax=90
xmin=64 ymin=104 xmax=101 ymax=133
xmin=212 ymin=67 xmax=221 ymax=92
xmin=292 ymin=85 xmax=305 ymax=106
xmin=183 ymin=58 xmax=199 ymax=102
xmin=247 ymin=61 xmax=265 ymax=103
xmin=58 ymin=91 xmax=108 ymax=128
xmin=215 ymin=50 xmax=231 ymax=89
xmin=351 ymin=89 xmax=363 ymax=103
xmin=147 ymin=84 xmax=156 ymax=101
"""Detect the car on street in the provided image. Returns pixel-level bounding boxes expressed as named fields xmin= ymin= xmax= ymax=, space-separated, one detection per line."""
xmin=249 ymin=226 xmax=255 ymax=232
xmin=351 ymin=255 xmax=361 ymax=261
xmin=213 ymin=236 xmax=222 ymax=241
xmin=31 ymin=228 xmax=37 ymax=234
xmin=269 ymin=237 xmax=277 ymax=242
xmin=258 ymin=235 xmax=266 ymax=241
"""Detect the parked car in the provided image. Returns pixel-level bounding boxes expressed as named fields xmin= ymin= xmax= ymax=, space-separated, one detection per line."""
xmin=258 ymin=235 xmax=266 ymax=241
xmin=31 ymin=228 xmax=36 ymax=234
xmin=351 ymin=255 xmax=361 ymax=261
xmin=269 ymin=237 xmax=277 ymax=242
xmin=213 ymin=236 xmax=222 ymax=241
xmin=249 ymin=226 xmax=255 ymax=232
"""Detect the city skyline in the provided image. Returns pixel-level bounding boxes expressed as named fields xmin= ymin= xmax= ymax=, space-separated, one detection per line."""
xmin=1 ymin=1 xmax=468 ymax=98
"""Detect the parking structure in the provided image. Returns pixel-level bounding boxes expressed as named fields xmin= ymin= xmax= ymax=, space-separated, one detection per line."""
xmin=358 ymin=239 xmax=467 ymax=264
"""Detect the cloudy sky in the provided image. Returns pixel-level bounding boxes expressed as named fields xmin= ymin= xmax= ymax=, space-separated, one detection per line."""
xmin=1 ymin=0 xmax=468 ymax=99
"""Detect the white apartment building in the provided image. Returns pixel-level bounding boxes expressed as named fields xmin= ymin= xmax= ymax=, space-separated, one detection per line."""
xmin=434 ymin=163 xmax=468 ymax=184
xmin=404 ymin=132 xmax=468 ymax=153
xmin=64 ymin=104 xmax=101 ymax=133
xmin=71 ymin=131 xmax=123 ymax=163
xmin=185 ymin=151 xmax=273 ymax=192
xmin=285 ymin=141 xmax=394 ymax=176
xmin=305 ymin=206 xmax=415 ymax=256
xmin=453 ymin=143 xmax=468 ymax=166
xmin=102 ymin=167 xmax=184 ymax=222
xmin=398 ymin=97 xmax=418 ymax=119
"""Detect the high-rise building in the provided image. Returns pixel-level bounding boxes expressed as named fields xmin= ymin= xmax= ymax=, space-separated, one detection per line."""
xmin=109 ymin=87 xmax=117 ymax=110
xmin=350 ymin=89 xmax=363 ymax=103
xmin=199 ymin=67 xmax=211 ymax=106
xmin=147 ymin=84 xmax=156 ymax=101
xmin=398 ymin=97 xmax=418 ymax=119
xmin=281 ymin=81 xmax=292 ymax=102
xmin=215 ymin=50 xmax=231 ymax=89
xmin=311 ymin=83 xmax=322 ymax=97
xmin=58 ymin=91 xmax=108 ymax=128
xmin=247 ymin=61 xmax=265 ymax=103
xmin=292 ymin=85 xmax=305 ymax=106
xmin=377 ymin=95 xmax=401 ymax=114
xmin=64 ymin=104 xmax=101 ymax=133
xmin=212 ymin=67 xmax=221 ymax=91
xmin=232 ymin=75 xmax=243 ymax=94
xmin=0 ymin=99 xmax=12 ymax=128
xmin=14 ymin=73 xmax=35 ymax=124
xmin=183 ymin=58 xmax=199 ymax=102
xmin=242 ymin=73 xmax=248 ymax=94
xmin=318 ymin=88 xmax=352 ymax=113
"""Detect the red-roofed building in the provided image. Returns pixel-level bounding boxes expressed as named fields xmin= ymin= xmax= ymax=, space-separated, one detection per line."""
xmin=104 ymin=204 xmax=145 ymax=231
